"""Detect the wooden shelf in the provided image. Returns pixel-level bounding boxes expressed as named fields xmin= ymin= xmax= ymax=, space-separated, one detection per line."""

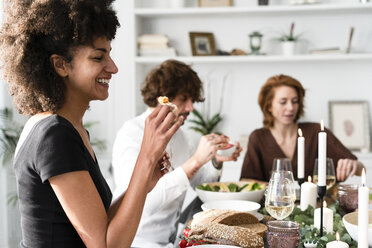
xmin=135 ymin=3 xmax=372 ymax=17
xmin=135 ymin=53 xmax=372 ymax=65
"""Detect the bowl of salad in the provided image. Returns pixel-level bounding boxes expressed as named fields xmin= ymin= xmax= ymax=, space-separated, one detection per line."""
xmin=195 ymin=181 xmax=266 ymax=203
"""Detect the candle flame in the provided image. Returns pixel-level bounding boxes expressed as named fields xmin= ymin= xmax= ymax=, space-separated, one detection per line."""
xmin=320 ymin=120 xmax=324 ymax=131
xmin=298 ymin=128 xmax=303 ymax=137
xmin=323 ymin=201 xmax=327 ymax=208
xmin=308 ymin=176 xmax=312 ymax=182
xmin=336 ymin=232 xmax=340 ymax=241
xmin=362 ymin=168 xmax=366 ymax=186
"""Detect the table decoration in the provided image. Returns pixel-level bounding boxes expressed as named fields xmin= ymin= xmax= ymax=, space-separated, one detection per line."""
xmin=297 ymin=128 xmax=305 ymax=186
xmin=326 ymin=232 xmax=349 ymax=248
xmin=317 ymin=120 xmax=327 ymax=236
xmin=358 ymin=168 xmax=369 ymax=248
xmin=300 ymin=176 xmax=317 ymax=211
xmin=266 ymin=220 xmax=300 ymax=248
xmin=337 ymin=184 xmax=359 ymax=213
xmin=260 ymin=202 xmax=358 ymax=248
xmin=315 ymin=201 xmax=333 ymax=234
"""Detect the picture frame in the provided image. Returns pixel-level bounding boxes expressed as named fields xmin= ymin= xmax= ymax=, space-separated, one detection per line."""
xmin=198 ymin=0 xmax=232 ymax=7
xmin=189 ymin=32 xmax=216 ymax=56
xmin=328 ymin=101 xmax=371 ymax=152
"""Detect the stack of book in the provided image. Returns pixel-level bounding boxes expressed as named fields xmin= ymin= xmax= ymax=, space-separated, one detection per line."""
xmin=137 ymin=34 xmax=176 ymax=57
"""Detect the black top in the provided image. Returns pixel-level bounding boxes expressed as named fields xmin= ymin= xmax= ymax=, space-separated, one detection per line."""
xmin=14 ymin=115 xmax=112 ymax=248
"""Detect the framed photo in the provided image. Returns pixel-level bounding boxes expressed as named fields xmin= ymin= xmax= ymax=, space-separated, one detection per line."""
xmin=328 ymin=101 xmax=371 ymax=152
xmin=198 ymin=0 xmax=232 ymax=7
xmin=189 ymin=32 xmax=216 ymax=56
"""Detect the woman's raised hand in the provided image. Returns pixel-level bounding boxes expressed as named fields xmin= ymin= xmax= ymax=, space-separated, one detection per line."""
xmin=140 ymin=105 xmax=183 ymax=169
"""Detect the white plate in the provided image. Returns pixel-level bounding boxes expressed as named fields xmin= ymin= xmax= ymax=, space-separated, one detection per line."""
xmin=201 ymin=200 xmax=260 ymax=213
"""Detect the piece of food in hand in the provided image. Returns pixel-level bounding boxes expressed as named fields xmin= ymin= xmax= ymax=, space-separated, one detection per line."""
xmin=157 ymin=96 xmax=178 ymax=114
xmin=217 ymin=141 xmax=235 ymax=157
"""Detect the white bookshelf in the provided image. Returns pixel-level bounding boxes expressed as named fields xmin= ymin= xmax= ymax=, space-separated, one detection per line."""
xmin=135 ymin=53 xmax=372 ymax=64
xmin=135 ymin=3 xmax=372 ymax=17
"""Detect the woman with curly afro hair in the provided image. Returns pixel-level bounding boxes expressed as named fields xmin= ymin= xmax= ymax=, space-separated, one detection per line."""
xmin=0 ymin=0 xmax=183 ymax=247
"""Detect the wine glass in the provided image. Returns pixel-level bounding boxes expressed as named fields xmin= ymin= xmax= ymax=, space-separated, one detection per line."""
xmin=265 ymin=172 xmax=296 ymax=220
xmin=313 ymin=158 xmax=336 ymax=190
xmin=272 ymin=158 xmax=293 ymax=173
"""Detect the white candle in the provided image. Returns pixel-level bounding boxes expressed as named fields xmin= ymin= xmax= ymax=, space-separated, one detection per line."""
xmin=318 ymin=120 xmax=327 ymax=187
xmin=358 ymin=168 xmax=369 ymax=248
xmin=314 ymin=201 xmax=333 ymax=234
xmin=300 ymin=176 xmax=317 ymax=211
xmin=326 ymin=232 xmax=349 ymax=248
xmin=297 ymin=128 xmax=305 ymax=179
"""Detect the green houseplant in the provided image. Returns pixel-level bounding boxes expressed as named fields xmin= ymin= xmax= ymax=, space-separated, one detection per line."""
xmin=189 ymin=72 xmax=228 ymax=135
xmin=277 ymin=22 xmax=301 ymax=56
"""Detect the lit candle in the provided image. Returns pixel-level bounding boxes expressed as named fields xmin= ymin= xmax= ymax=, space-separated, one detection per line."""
xmin=314 ymin=201 xmax=333 ymax=233
xmin=326 ymin=232 xmax=349 ymax=248
xmin=300 ymin=176 xmax=317 ymax=211
xmin=297 ymin=128 xmax=305 ymax=179
xmin=358 ymin=168 xmax=369 ymax=248
xmin=318 ymin=120 xmax=327 ymax=187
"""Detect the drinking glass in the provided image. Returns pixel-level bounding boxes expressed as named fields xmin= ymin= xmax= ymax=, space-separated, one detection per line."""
xmin=313 ymin=158 xmax=336 ymax=190
xmin=266 ymin=220 xmax=300 ymax=248
xmin=272 ymin=158 xmax=293 ymax=172
xmin=265 ymin=173 xmax=296 ymax=220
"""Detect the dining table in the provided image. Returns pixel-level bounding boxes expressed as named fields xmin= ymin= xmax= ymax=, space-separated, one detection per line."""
xmin=173 ymin=178 xmax=360 ymax=248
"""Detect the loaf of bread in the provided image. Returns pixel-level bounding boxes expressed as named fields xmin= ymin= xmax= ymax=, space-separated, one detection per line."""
xmin=189 ymin=223 xmax=264 ymax=248
xmin=189 ymin=209 xmax=267 ymax=248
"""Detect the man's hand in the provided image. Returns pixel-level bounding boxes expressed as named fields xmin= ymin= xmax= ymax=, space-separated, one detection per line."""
xmin=215 ymin=141 xmax=242 ymax=162
xmin=192 ymin=133 xmax=230 ymax=166
xmin=182 ymin=133 xmax=229 ymax=179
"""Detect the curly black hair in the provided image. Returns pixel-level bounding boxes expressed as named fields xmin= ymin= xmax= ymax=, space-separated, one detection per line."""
xmin=141 ymin=60 xmax=205 ymax=107
xmin=0 ymin=0 xmax=120 ymax=115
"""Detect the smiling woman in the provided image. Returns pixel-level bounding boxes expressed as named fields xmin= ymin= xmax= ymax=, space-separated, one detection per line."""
xmin=0 ymin=0 xmax=182 ymax=247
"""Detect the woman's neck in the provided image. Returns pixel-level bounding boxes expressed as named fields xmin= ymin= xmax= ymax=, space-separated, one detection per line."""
xmin=270 ymin=122 xmax=298 ymax=139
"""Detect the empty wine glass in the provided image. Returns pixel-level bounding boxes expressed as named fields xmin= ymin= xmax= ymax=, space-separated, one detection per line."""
xmin=265 ymin=172 xmax=296 ymax=220
xmin=313 ymin=158 xmax=336 ymax=190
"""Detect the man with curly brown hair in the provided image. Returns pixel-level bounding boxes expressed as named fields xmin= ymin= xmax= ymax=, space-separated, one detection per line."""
xmin=0 ymin=1 xmax=183 ymax=247
xmin=112 ymin=59 xmax=242 ymax=248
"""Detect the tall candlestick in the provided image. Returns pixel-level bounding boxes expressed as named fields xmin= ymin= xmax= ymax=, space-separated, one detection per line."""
xmin=358 ymin=168 xmax=369 ymax=248
xmin=297 ymin=128 xmax=305 ymax=181
xmin=314 ymin=201 xmax=333 ymax=234
xmin=300 ymin=176 xmax=317 ymax=211
xmin=318 ymin=120 xmax=327 ymax=187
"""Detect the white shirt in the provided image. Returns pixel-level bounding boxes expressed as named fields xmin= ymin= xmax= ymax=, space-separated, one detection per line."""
xmin=112 ymin=109 xmax=220 ymax=248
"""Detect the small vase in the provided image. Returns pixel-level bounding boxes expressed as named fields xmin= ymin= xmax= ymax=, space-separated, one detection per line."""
xmin=281 ymin=41 xmax=295 ymax=56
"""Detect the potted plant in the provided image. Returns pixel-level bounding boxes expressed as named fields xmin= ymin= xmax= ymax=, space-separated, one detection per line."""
xmin=277 ymin=22 xmax=301 ymax=56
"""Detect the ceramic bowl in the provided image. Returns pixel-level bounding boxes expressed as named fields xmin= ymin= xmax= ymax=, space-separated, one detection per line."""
xmin=201 ymin=200 xmax=260 ymax=213
xmin=195 ymin=181 xmax=266 ymax=203
xmin=342 ymin=210 xmax=372 ymax=246
xmin=216 ymin=143 xmax=235 ymax=157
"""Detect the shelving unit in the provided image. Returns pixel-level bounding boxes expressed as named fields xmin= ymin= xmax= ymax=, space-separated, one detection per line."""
xmin=135 ymin=53 xmax=372 ymax=64
xmin=135 ymin=3 xmax=372 ymax=16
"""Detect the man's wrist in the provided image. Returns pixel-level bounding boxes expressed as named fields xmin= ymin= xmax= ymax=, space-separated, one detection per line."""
xmin=212 ymin=157 xmax=223 ymax=170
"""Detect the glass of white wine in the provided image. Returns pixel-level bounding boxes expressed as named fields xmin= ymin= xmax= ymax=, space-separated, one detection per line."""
xmin=312 ymin=158 xmax=336 ymax=190
xmin=265 ymin=173 xmax=296 ymax=220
